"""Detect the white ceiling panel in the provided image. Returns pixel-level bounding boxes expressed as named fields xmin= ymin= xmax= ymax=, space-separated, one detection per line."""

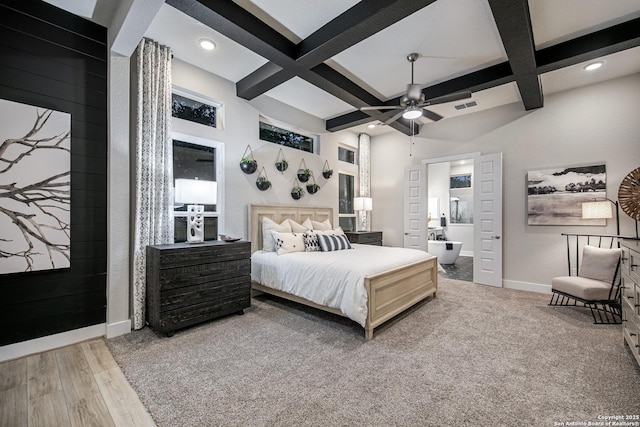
xmin=331 ymin=0 xmax=507 ymax=100
xmin=145 ymin=4 xmax=268 ymax=83
xmin=246 ymin=0 xmax=360 ymax=41
xmin=541 ymin=46 xmax=640 ymax=95
xmin=264 ymin=77 xmax=355 ymax=119
xmin=529 ymin=0 xmax=640 ymax=48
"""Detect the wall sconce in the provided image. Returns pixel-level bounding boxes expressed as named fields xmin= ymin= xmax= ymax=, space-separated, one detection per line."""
xmin=175 ymin=178 xmax=217 ymax=243
xmin=354 ymin=196 xmax=373 ymax=232
xmin=582 ymin=199 xmax=620 ymax=236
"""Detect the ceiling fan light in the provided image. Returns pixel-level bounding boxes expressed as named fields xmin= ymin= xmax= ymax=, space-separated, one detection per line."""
xmin=402 ymin=108 xmax=422 ymax=120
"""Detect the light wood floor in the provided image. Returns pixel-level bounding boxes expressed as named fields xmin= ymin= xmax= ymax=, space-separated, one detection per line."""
xmin=0 ymin=339 xmax=155 ymax=427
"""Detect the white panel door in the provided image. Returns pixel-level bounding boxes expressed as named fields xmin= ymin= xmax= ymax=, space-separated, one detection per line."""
xmin=404 ymin=165 xmax=426 ymax=251
xmin=473 ymin=153 xmax=503 ymax=287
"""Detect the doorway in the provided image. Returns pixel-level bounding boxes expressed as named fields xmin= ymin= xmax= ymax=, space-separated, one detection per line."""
xmin=404 ymin=152 xmax=503 ymax=287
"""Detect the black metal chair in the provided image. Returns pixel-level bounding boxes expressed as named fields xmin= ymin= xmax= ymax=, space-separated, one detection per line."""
xmin=549 ymin=234 xmax=622 ymax=324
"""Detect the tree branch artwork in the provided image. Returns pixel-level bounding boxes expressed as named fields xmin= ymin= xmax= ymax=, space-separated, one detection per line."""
xmin=0 ymin=99 xmax=71 ymax=273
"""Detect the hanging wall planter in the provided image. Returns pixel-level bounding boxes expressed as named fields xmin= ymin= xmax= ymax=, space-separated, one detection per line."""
xmin=322 ymin=160 xmax=333 ymax=179
xmin=275 ymin=148 xmax=289 ymax=173
xmin=306 ymin=173 xmax=320 ymax=194
xmin=240 ymin=145 xmax=258 ymax=174
xmin=256 ymin=167 xmax=272 ymax=191
xmin=291 ymin=178 xmax=305 ymax=200
xmin=297 ymin=158 xmax=311 ymax=183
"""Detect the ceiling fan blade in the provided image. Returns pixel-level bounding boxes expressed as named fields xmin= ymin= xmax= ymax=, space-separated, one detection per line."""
xmin=360 ymin=105 xmax=403 ymax=111
xmin=406 ymin=84 xmax=423 ymax=101
xmin=382 ymin=110 xmax=405 ymax=125
xmin=424 ymin=91 xmax=472 ymax=106
xmin=422 ymin=109 xmax=443 ymax=122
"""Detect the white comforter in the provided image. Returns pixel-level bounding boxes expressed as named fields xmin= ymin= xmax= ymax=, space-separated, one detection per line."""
xmin=251 ymin=244 xmax=435 ymax=327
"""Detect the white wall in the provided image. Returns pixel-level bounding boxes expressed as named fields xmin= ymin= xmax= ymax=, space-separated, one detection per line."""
xmin=171 ymin=59 xmax=359 ymax=237
xmin=371 ymin=73 xmax=640 ymax=291
xmin=447 ymin=162 xmax=474 ymax=255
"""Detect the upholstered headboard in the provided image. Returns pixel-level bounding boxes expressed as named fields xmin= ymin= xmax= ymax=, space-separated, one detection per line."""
xmin=248 ymin=204 xmax=334 ymax=253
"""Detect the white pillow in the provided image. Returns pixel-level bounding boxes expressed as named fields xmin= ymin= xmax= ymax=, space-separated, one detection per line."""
xmin=302 ymin=218 xmax=313 ymax=230
xmin=311 ymin=218 xmax=332 ymax=230
xmin=579 ymin=245 xmax=621 ymax=283
xmin=288 ymin=219 xmax=309 ymax=233
xmin=317 ymin=234 xmax=352 ymax=252
xmin=262 ymin=217 xmax=292 ymax=252
xmin=272 ymin=231 xmax=305 ymax=255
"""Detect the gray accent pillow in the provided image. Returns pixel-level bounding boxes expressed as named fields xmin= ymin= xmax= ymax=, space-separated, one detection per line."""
xmin=579 ymin=245 xmax=621 ymax=283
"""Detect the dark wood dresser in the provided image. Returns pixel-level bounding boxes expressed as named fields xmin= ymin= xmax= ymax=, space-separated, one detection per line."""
xmin=344 ymin=231 xmax=383 ymax=246
xmin=146 ymin=240 xmax=251 ymax=336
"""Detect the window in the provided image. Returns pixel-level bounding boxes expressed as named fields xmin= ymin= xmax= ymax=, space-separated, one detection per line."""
xmin=172 ymin=88 xmax=222 ymax=129
xmin=338 ymin=173 xmax=356 ymax=231
xmin=259 ymin=116 xmax=316 ymax=153
xmin=172 ymin=133 xmax=224 ymax=242
xmin=338 ymin=146 xmax=356 ymax=164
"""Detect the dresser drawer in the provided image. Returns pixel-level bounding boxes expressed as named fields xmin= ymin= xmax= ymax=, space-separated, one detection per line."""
xmin=630 ymin=249 xmax=640 ymax=283
xmin=345 ymin=231 xmax=383 ymax=245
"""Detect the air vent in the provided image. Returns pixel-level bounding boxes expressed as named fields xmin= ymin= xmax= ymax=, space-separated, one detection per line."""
xmin=454 ymin=100 xmax=478 ymax=110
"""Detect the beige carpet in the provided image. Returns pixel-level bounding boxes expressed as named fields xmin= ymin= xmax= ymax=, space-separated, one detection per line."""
xmin=107 ymin=278 xmax=640 ymax=427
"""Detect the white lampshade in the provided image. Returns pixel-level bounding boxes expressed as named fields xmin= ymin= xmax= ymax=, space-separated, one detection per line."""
xmin=175 ymin=179 xmax=217 ymax=205
xmin=582 ymin=201 xmax=612 ymax=219
xmin=354 ymin=197 xmax=373 ymax=211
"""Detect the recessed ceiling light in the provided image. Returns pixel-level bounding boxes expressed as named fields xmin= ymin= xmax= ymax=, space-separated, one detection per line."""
xmin=199 ymin=38 xmax=216 ymax=51
xmin=367 ymin=123 xmax=376 ymax=129
xmin=583 ymin=61 xmax=603 ymax=71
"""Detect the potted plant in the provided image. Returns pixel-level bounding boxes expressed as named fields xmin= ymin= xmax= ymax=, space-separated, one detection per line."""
xmin=297 ymin=168 xmax=311 ymax=183
xmin=256 ymin=167 xmax=271 ymax=191
xmin=275 ymin=148 xmax=288 ymax=173
xmin=322 ymin=160 xmax=333 ymax=179
xmin=241 ymin=157 xmax=258 ymax=174
xmin=306 ymin=173 xmax=320 ymax=194
xmin=239 ymin=145 xmax=257 ymax=174
xmin=291 ymin=178 xmax=305 ymax=200
xmin=275 ymin=159 xmax=288 ymax=172
xmin=297 ymin=158 xmax=311 ymax=182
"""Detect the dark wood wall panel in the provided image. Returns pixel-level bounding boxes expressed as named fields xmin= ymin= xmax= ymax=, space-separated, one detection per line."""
xmin=0 ymin=0 xmax=108 ymax=346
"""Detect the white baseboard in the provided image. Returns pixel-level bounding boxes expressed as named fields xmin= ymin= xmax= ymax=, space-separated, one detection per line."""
xmin=459 ymin=251 xmax=473 ymax=257
xmin=503 ymin=279 xmax=552 ymax=294
xmin=106 ymin=319 xmax=132 ymax=339
xmin=0 ymin=324 xmax=106 ymax=362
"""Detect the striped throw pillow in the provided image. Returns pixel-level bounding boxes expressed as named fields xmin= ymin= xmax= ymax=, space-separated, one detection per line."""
xmin=317 ymin=234 xmax=352 ymax=252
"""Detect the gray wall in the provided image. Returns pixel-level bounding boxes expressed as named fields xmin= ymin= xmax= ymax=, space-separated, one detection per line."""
xmin=371 ymin=73 xmax=640 ymax=291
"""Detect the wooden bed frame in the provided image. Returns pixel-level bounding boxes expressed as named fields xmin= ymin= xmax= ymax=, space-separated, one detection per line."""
xmin=248 ymin=204 xmax=438 ymax=340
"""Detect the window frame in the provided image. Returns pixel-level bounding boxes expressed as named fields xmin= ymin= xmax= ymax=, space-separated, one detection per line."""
xmin=338 ymin=172 xmax=357 ymax=232
xmin=338 ymin=144 xmax=357 ymax=165
xmin=171 ymin=132 xmax=225 ymax=234
xmin=258 ymin=115 xmax=318 ymax=154
xmin=172 ymin=86 xmax=225 ymax=130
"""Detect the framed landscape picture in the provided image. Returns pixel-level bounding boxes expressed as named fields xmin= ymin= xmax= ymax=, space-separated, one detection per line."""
xmin=527 ymin=164 xmax=606 ymax=226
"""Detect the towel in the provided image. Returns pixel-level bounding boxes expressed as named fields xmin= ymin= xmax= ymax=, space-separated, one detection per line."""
xmin=446 ymin=242 xmax=453 ymax=250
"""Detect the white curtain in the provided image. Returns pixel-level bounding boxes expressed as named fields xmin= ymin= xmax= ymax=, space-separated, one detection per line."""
xmin=132 ymin=38 xmax=174 ymax=330
xmin=358 ymin=133 xmax=371 ymax=230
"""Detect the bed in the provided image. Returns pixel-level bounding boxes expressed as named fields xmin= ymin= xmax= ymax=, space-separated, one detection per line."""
xmin=248 ymin=204 xmax=438 ymax=340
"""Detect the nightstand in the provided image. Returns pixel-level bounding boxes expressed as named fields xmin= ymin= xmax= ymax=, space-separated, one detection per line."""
xmin=345 ymin=231 xmax=383 ymax=246
xmin=146 ymin=240 xmax=251 ymax=336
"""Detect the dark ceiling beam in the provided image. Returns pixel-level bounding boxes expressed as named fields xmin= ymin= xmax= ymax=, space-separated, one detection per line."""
xmin=488 ymin=0 xmax=542 ymax=110
xmin=237 ymin=0 xmax=438 ymax=99
xmin=536 ymin=16 xmax=640 ymax=73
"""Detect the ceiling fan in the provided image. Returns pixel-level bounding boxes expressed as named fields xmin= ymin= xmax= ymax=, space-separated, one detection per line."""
xmin=361 ymin=53 xmax=472 ymax=125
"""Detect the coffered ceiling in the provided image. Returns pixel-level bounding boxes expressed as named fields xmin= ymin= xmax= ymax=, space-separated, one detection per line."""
xmin=46 ymin=0 xmax=640 ymax=136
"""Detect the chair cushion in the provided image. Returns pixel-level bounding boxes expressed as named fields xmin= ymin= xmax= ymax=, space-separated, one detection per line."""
xmin=552 ymin=276 xmax=613 ymax=301
xmin=579 ymin=245 xmax=621 ymax=283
